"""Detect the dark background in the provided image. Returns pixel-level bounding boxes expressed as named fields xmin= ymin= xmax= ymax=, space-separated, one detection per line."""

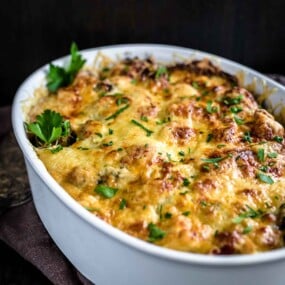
xmin=0 ymin=0 xmax=285 ymax=284
xmin=0 ymin=0 xmax=285 ymax=107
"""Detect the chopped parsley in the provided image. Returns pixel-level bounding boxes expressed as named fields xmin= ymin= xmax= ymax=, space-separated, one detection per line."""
xmin=119 ymin=198 xmax=127 ymax=209
xmin=131 ymin=119 xmax=153 ymax=137
xmin=274 ymin=136 xmax=283 ymax=143
xmin=257 ymin=148 xmax=265 ymax=162
xmin=156 ymin=117 xmax=171 ymax=125
xmin=267 ymin=152 xmax=277 ymax=158
xmin=206 ymin=133 xmax=213 ymax=142
xmin=192 ymin=81 xmax=200 ymax=89
xmin=223 ymin=95 xmax=243 ymax=106
xmin=182 ymin=211 xmax=190 ymax=216
xmin=232 ymin=205 xmax=263 ymax=224
xmin=108 ymin=128 xmax=114 ymax=135
xmin=243 ymin=131 xmax=252 ymax=143
xmin=259 ymin=165 xmax=268 ymax=172
xmin=46 ymin=43 xmax=86 ymax=92
xmin=155 ymin=66 xmax=168 ymax=79
xmin=230 ymin=106 xmax=243 ymax=114
xmin=95 ymin=184 xmax=118 ymax=198
xmin=95 ymin=132 xmax=103 ymax=138
xmin=201 ymin=157 xmax=224 ymax=164
xmin=243 ymin=226 xmax=253 ymax=234
xmin=257 ymin=173 xmax=274 ymax=184
xmin=102 ymin=141 xmax=113 ymax=147
xmin=164 ymin=212 xmax=172 ymax=219
xmin=217 ymin=144 xmax=226 ymax=148
xmin=50 ymin=145 xmax=63 ymax=153
xmin=178 ymin=151 xmax=185 ymax=156
xmin=206 ymin=101 xmax=218 ymax=114
xmin=140 ymin=116 xmax=148 ymax=122
xmin=106 ymin=104 xmax=129 ymax=120
xmin=234 ymin=115 xmax=244 ymax=125
xmin=147 ymin=223 xmax=166 ymax=242
xmin=182 ymin=178 xmax=190 ymax=187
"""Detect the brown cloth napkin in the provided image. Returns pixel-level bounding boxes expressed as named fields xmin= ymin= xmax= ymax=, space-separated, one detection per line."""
xmin=0 ymin=74 xmax=284 ymax=285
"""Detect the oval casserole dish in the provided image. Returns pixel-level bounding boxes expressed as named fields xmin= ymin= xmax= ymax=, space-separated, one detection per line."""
xmin=12 ymin=44 xmax=285 ymax=285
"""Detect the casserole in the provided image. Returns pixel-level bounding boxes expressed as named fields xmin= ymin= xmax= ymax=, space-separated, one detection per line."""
xmin=12 ymin=44 xmax=285 ymax=285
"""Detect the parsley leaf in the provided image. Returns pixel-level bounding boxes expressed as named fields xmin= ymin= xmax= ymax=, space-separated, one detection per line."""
xmin=26 ymin=109 xmax=70 ymax=147
xmin=106 ymin=104 xmax=129 ymax=120
xmin=257 ymin=148 xmax=265 ymax=162
xmin=230 ymin=106 xmax=243 ymax=114
xmin=257 ymin=173 xmax=274 ymax=184
xmin=234 ymin=115 xmax=244 ymax=125
xmin=243 ymin=131 xmax=252 ymax=143
xmin=148 ymin=223 xmax=166 ymax=242
xmin=223 ymin=95 xmax=243 ymax=106
xmin=267 ymin=152 xmax=277 ymax=158
xmin=232 ymin=205 xmax=263 ymax=224
xmin=155 ymin=66 xmax=168 ymax=79
xmin=119 ymin=198 xmax=127 ymax=209
xmin=206 ymin=101 xmax=218 ymax=114
xmin=131 ymin=119 xmax=153 ymax=137
xmin=46 ymin=42 xmax=86 ymax=92
xmin=274 ymin=136 xmax=283 ymax=143
xmin=95 ymin=184 xmax=118 ymax=198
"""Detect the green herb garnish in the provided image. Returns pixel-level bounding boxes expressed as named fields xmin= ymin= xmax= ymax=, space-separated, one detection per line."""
xmin=148 ymin=223 xmax=166 ymax=242
xmin=267 ymin=152 xmax=277 ymax=158
xmin=95 ymin=184 xmax=118 ymax=198
xmin=140 ymin=116 xmax=148 ymax=122
xmin=243 ymin=131 xmax=252 ymax=142
xmin=201 ymin=157 xmax=223 ymax=164
xmin=182 ymin=211 xmax=190 ymax=216
xmin=243 ymin=226 xmax=253 ymax=234
xmin=164 ymin=212 xmax=172 ymax=219
xmin=119 ymin=198 xmax=127 ymax=209
xmin=102 ymin=141 xmax=113 ymax=147
xmin=274 ymin=136 xmax=283 ymax=143
xmin=257 ymin=148 xmax=265 ymax=162
xmin=232 ymin=205 xmax=263 ymax=224
xmin=106 ymin=104 xmax=129 ymax=120
xmin=206 ymin=133 xmax=213 ymax=143
xmin=155 ymin=66 xmax=168 ymax=79
xmin=182 ymin=178 xmax=190 ymax=187
xmin=230 ymin=106 xmax=243 ymax=114
xmin=192 ymin=81 xmax=200 ymax=89
xmin=206 ymin=101 xmax=218 ymax=114
xmin=26 ymin=109 xmax=71 ymax=149
xmin=131 ymin=119 xmax=153 ymax=137
xmin=257 ymin=173 xmax=274 ymax=184
xmin=259 ymin=165 xmax=268 ymax=172
xmin=178 ymin=151 xmax=185 ymax=156
xmin=234 ymin=115 xmax=244 ymax=125
xmin=46 ymin=43 xmax=86 ymax=92
xmin=223 ymin=95 xmax=243 ymax=106
xmin=108 ymin=128 xmax=114 ymax=135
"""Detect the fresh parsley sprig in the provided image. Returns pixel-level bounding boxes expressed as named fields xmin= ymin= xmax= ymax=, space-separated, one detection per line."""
xmin=46 ymin=42 xmax=86 ymax=92
xmin=25 ymin=109 xmax=71 ymax=151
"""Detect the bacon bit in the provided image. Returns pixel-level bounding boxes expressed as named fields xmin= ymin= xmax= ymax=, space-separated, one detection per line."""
xmin=238 ymin=188 xmax=257 ymax=197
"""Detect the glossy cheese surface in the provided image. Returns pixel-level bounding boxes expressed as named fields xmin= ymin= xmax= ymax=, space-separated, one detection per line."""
xmin=27 ymin=57 xmax=285 ymax=254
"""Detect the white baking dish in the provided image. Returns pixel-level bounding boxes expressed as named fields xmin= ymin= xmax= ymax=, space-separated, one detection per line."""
xmin=12 ymin=44 xmax=285 ymax=285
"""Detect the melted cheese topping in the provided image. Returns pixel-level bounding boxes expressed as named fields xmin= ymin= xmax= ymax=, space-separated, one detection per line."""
xmin=27 ymin=57 xmax=285 ymax=255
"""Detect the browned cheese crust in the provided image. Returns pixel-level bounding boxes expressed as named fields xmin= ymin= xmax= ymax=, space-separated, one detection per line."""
xmin=27 ymin=56 xmax=285 ymax=254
